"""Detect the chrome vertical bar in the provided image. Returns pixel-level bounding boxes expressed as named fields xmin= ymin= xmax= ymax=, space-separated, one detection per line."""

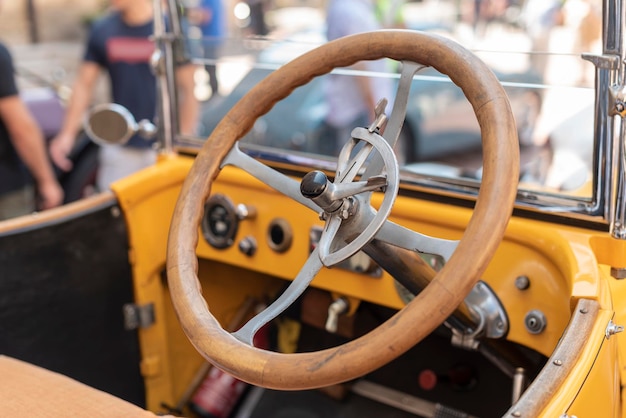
xmin=585 ymin=0 xmax=624 ymax=228
xmin=152 ymin=0 xmax=182 ymax=155
xmin=613 ymin=118 xmax=626 ymax=238
xmin=606 ymin=0 xmax=626 ymax=238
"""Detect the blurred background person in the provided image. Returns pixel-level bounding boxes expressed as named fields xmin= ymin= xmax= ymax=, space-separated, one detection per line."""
xmin=321 ymin=0 xmax=394 ymax=157
xmin=50 ymin=0 xmax=198 ymax=191
xmin=245 ymin=0 xmax=269 ymax=36
xmin=522 ymin=0 xmax=565 ymax=77
xmin=565 ymin=0 xmax=601 ymax=85
xmin=375 ymin=0 xmax=406 ymax=29
xmin=186 ymin=0 xmax=225 ymax=99
xmin=0 ymin=39 xmax=63 ymax=220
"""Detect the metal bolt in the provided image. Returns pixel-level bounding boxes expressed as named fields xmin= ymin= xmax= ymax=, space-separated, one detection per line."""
xmin=553 ymin=359 xmax=563 ymax=366
xmin=514 ymin=275 xmax=530 ymax=290
xmin=238 ymin=236 xmax=257 ymax=257
xmin=524 ymin=310 xmax=547 ymax=334
xmin=110 ymin=206 xmax=121 ymax=218
xmin=511 ymin=411 xmax=521 ymax=417
xmin=339 ymin=197 xmax=356 ymax=220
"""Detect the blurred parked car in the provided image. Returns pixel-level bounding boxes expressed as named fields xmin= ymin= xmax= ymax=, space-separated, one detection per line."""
xmin=198 ymin=28 xmax=544 ymax=165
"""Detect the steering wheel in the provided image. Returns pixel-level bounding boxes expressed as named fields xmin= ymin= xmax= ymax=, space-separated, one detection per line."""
xmin=167 ymin=30 xmax=519 ymax=390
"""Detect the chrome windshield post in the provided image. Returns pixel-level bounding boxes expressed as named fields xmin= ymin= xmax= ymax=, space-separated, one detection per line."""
xmin=152 ymin=0 xmax=184 ymax=155
xmin=606 ymin=0 xmax=626 ymax=239
xmin=585 ymin=0 xmax=626 ymax=237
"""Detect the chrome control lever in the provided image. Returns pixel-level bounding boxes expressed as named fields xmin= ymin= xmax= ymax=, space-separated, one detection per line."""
xmin=325 ymin=297 xmax=349 ymax=333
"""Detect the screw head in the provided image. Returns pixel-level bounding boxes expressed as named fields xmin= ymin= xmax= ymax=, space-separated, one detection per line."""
xmin=514 ymin=275 xmax=530 ymax=290
xmin=524 ymin=310 xmax=547 ymax=334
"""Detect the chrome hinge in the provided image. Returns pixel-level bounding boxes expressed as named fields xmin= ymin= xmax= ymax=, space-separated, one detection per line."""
xmin=606 ymin=320 xmax=624 ymax=339
xmin=123 ymin=303 xmax=155 ymax=330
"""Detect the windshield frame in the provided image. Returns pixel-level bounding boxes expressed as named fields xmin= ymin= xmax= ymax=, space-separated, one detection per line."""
xmin=158 ymin=0 xmax=623 ymax=229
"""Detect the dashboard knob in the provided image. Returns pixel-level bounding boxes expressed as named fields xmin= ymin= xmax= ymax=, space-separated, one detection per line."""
xmin=300 ymin=170 xmax=329 ymax=198
xmin=238 ymin=236 xmax=257 ymax=257
xmin=236 ymin=203 xmax=257 ymax=220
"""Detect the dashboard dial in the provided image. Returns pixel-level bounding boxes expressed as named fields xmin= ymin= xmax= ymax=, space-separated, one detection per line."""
xmin=201 ymin=194 xmax=239 ymax=249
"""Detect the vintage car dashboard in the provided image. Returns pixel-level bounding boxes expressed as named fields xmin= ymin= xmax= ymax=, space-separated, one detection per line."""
xmin=108 ymin=151 xmax=616 ymax=415
xmin=192 ymin=163 xmax=603 ymax=359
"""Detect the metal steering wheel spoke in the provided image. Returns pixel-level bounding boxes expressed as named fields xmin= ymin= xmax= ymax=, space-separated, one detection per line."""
xmin=317 ymin=213 xmax=345 ymax=266
xmin=363 ymin=61 xmax=424 ymax=179
xmin=329 ymin=176 xmax=388 ymax=201
xmin=376 ymin=220 xmax=459 ymax=263
xmin=385 ymin=60 xmax=424 ymax=149
xmin=232 ymin=247 xmax=324 ymax=345
xmin=336 ymin=132 xmax=375 ymax=182
xmin=223 ymin=143 xmax=321 ymax=212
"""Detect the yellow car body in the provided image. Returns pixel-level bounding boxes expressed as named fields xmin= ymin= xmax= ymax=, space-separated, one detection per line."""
xmin=0 ymin=1 xmax=623 ymax=417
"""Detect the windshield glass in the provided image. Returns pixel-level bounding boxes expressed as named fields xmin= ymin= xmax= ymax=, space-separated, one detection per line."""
xmin=177 ymin=0 xmax=600 ymax=204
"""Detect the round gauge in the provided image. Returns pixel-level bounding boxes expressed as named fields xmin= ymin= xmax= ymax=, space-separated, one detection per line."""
xmin=201 ymin=194 xmax=239 ymax=249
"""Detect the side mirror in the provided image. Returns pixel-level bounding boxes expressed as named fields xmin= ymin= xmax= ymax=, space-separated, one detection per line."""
xmin=84 ymin=103 xmax=156 ymax=145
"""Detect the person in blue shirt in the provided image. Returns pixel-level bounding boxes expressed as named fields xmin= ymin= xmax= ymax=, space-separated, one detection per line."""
xmin=50 ymin=0 xmax=198 ymax=191
xmin=187 ymin=0 xmax=225 ymax=98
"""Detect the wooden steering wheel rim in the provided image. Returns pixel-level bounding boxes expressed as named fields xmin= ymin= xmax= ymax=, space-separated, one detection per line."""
xmin=167 ymin=30 xmax=519 ymax=389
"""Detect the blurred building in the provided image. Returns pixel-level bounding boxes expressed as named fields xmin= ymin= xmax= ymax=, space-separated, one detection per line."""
xmin=0 ymin=0 xmax=106 ymax=44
